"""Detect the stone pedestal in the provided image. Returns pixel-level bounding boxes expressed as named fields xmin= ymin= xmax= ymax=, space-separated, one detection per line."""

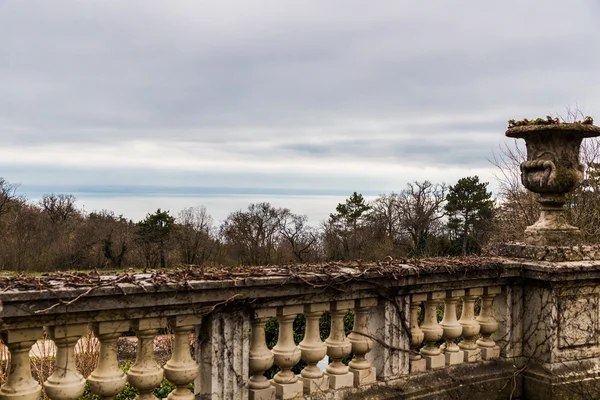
xmin=481 ymin=346 xmax=500 ymax=361
xmin=463 ymin=348 xmax=481 ymax=363
xmin=351 ymin=366 xmax=377 ymax=386
xmin=445 ymin=350 xmax=465 ymax=366
xmin=249 ymin=387 xmax=276 ymax=400
xmin=325 ymin=371 xmax=354 ymax=389
xmin=410 ymin=358 xmax=427 ymax=373
xmin=298 ymin=375 xmax=329 ymax=394
xmin=271 ymin=381 xmax=304 ymax=400
xmin=423 ymin=354 xmax=445 ymax=370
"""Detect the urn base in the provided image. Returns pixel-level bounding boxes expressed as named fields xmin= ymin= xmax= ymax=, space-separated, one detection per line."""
xmin=524 ymin=227 xmax=581 ymax=246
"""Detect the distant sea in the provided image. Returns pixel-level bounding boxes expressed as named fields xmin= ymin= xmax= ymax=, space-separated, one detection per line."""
xmin=20 ymin=185 xmax=380 ymax=227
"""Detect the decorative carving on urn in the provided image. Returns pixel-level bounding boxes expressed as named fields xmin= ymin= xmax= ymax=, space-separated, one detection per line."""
xmin=506 ymin=122 xmax=600 ymax=246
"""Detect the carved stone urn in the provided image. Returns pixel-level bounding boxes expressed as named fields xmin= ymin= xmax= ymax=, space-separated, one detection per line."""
xmin=506 ymin=123 xmax=600 ymax=246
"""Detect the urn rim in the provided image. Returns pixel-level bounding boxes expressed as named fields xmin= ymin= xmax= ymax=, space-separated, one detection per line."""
xmin=505 ymin=123 xmax=600 ymax=139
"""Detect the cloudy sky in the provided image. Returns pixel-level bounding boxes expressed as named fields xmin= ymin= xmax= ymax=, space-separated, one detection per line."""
xmin=2 ymin=0 xmax=600 ymax=224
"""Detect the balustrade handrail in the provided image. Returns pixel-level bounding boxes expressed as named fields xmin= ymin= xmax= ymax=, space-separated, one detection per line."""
xmin=1 ymin=256 xmax=599 ymax=400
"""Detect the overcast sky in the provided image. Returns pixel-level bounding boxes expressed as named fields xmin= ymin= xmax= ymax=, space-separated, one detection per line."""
xmin=2 ymin=0 xmax=600 ymax=224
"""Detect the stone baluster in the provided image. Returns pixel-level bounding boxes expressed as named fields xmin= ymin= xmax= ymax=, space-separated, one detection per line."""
xmin=298 ymin=302 xmax=329 ymax=394
xmin=271 ymin=305 xmax=303 ymax=399
xmin=0 ymin=328 xmax=43 ymax=400
xmin=249 ymin=309 xmax=276 ymax=400
xmin=43 ymin=324 xmax=88 ymax=400
xmin=476 ymin=286 xmax=502 ymax=360
xmin=419 ymin=291 xmax=445 ymax=370
xmin=164 ymin=315 xmax=201 ymax=400
xmin=348 ymin=298 xmax=377 ymax=387
xmin=88 ymin=321 xmax=129 ymax=400
xmin=440 ymin=289 xmax=464 ymax=366
xmin=324 ymin=300 xmax=354 ymax=389
xmin=458 ymin=287 xmax=483 ymax=362
xmin=409 ymin=294 xmax=426 ymax=373
xmin=127 ymin=319 xmax=164 ymax=400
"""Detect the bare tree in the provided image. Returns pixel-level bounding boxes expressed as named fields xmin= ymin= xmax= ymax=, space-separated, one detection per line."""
xmin=396 ymin=181 xmax=447 ymax=255
xmin=220 ymin=203 xmax=283 ymax=265
xmin=40 ymin=193 xmax=78 ymax=223
xmin=277 ymin=210 xmax=317 ymax=262
xmin=0 ymin=178 xmax=21 ymax=222
xmin=175 ymin=206 xmax=215 ymax=265
xmin=369 ymin=193 xmax=401 ymax=242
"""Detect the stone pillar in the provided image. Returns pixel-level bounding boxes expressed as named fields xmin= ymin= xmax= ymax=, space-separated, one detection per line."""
xmin=248 ymin=308 xmax=276 ymax=400
xmin=127 ymin=319 xmax=164 ymax=400
xmin=366 ymin=296 xmax=410 ymax=381
xmin=348 ymin=297 xmax=377 ymax=387
xmin=458 ymin=287 xmax=483 ymax=362
xmin=420 ymin=291 xmax=445 ymax=370
xmin=494 ymin=285 xmax=523 ymax=360
xmin=298 ymin=302 xmax=329 ymax=394
xmin=88 ymin=321 xmax=129 ymax=399
xmin=0 ymin=328 xmax=42 ymax=400
xmin=164 ymin=315 xmax=201 ymax=400
xmin=43 ymin=324 xmax=88 ymax=400
xmin=440 ymin=289 xmax=464 ymax=366
xmin=409 ymin=294 xmax=426 ymax=373
xmin=271 ymin=305 xmax=303 ymax=399
xmin=324 ymin=300 xmax=354 ymax=389
xmin=476 ymin=286 xmax=502 ymax=360
xmin=197 ymin=310 xmax=249 ymax=400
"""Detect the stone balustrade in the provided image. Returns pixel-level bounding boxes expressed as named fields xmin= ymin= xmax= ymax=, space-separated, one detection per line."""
xmin=1 ymin=257 xmax=600 ymax=399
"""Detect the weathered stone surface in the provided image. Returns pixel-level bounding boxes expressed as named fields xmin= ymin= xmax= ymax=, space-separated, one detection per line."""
xmin=558 ymin=295 xmax=598 ymax=349
xmin=493 ymin=242 xmax=600 ymax=261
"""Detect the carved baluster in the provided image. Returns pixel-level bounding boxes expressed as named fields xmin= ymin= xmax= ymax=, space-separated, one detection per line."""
xmin=164 ymin=315 xmax=201 ymax=400
xmin=298 ymin=303 xmax=329 ymax=394
xmin=127 ymin=319 xmax=164 ymax=400
xmin=476 ymin=286 xmax=502 ymax=360
xmin=88 ymin=321 xmax=129 ymax=400
xmin=348 ymin=298 xmax=377 ymax=387
xmin=458 ymin=288 xmax=483 ymax=362
xmin=271 ymin=305 xmax=303 ymax=399
xmin=440 ymin=290 xmax=464 ymax=366
xmin=409 ymin=294 xmax=426 ymax=373
xmin=419 ymin=291 xmax=445 ymax=370
xmin=43 ymin=324 xmax=87 ymax=400
xmin=324 ymin=300 xmax=354 ymax=389
xmin=249 ymin=309 xmax=276 ymax=400
xmin=0 ymin=328 xmax=43 ymax=400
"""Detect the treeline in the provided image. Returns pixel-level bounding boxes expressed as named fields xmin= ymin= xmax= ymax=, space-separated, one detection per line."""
xmin=1 ymin=165 xmax=599 ymax=272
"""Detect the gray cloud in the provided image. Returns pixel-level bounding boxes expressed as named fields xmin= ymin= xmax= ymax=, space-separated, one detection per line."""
xmin=1 ymin=0 xmax=600 ymax=212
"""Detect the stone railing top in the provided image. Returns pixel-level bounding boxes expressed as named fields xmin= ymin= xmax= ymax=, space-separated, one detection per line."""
xmin=0 ymin=256 xmax=516 ymax=295
xmin=1 ymin=256 xmax=600 ymax=327
xmin=492 ymin=243 xmax=600 ymax=262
